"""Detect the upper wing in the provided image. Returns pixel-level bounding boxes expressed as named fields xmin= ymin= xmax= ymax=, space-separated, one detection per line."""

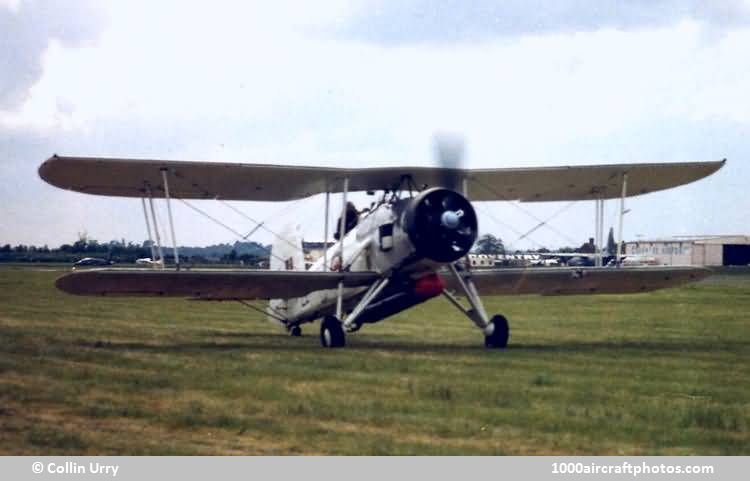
xmin=444 ymin=266 xmax=710 ymax=296
xmin=39 ymin=155 xmax=724 ymax=202
xmin=56 ymin=269 xmax=379 ymax=300
xmin=468 ymin=161 xmax=724 ymax=202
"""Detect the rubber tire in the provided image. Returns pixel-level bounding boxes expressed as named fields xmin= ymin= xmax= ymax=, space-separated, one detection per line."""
xmin=289 ymin=325 xmax=302 ymax=337
xmin=320 ymin=315 xmax=346 ymax=348
xmin=485 ymin=315 xmax=510 ymax=349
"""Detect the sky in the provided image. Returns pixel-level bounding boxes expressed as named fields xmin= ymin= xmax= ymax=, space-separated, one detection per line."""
xmin=1 ymin=0 xmax=749 ymax=251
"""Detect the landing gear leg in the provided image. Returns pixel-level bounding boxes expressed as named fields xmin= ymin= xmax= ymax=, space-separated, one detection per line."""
xmin=319 ymin=275 xmax=390 ymax=348
xmin=320 ymin=315 xmax=345 ymax=348
xmin=289 ymin=325 xmax=302 ymax=337
xmin=444 ymin=263 xmax=511 ymax=349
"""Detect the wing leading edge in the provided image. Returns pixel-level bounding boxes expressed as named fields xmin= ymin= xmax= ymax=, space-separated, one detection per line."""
xmin=56 ymin=269 xmax=379 ymax=300
xmin=445 ymin=266 xmax=711 ymax=296
xmin=39 ymin=155 xmax=725 ymax=202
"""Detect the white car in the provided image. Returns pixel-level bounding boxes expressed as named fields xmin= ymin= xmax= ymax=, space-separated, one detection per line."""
xmin=135 ymin=258 xmax=164 ymax=267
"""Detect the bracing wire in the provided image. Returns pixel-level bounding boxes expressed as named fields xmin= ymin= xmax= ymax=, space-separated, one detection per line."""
xmin=473 ymin=178 xmax=580 ymax=247
xmin=514 ymin=201 xmax=578 ymax=244
xmin=473 ymin=203 xmax=545 ymax=249
xmin=219 ymin=200 xmax=304 ymax=254
xmin=169 ymin=170 xmax=307 ymax=256
xmin=177 ymin=198 xmax=289 ymax=264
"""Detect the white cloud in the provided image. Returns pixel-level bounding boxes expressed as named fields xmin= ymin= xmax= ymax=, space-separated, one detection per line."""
xmin=0 ymin=0 xmax=21 ymax=11
xmin=2 ymin=1 xmax=749 ymax=248
xmin=8 ymin=12 xmax=750 ymax=158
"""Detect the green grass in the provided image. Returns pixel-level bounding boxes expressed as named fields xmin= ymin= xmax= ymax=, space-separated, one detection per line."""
xmin=0 ymin=266 xmax=748 ymax=454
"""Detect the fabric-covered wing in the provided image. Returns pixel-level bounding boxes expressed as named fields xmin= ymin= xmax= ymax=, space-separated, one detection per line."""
xmin=444 ymin=266 xmax=710 ymax=296
xmin=39 ymin=155 xmax=724 ymax=202
xmin=467 ymin=161 xmax=724 ymax=202
xmin=56 ymin=269 xmax=379 ymax=300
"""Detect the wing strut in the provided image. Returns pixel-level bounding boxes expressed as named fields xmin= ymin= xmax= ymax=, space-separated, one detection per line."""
xmin=161 ymin=169 xmax=181 ymax=270
xmin=616 ymin=173 xmax=629 ymax=263
xmin=140 ymin=197 xmax=158 ymax=262
xmin=324 ymin=191 xmax=330 ymax=272
xmin=146 ymin=186 xmax=165 ymax=267
xmin=335 ymin=177 xmax=349 ymax=319
xmin=594 ymin=199 xmax=600 ymax=267
xmin=594 ymin=198 xmax=605 ymax=267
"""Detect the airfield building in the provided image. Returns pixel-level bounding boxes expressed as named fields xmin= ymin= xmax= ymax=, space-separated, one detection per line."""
xmin=625 ymin=235 xmax=750 ymax=266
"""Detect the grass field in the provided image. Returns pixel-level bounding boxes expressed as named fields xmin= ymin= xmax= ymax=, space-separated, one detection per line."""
xmin=1 ymin=265 xmax=748 ymax=455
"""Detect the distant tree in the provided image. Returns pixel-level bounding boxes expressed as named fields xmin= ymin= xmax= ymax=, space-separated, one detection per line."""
xmin=239 ymin=253 xmax=262 ymax=266
xmin=72 ymin=231 xmax=89 ymax=252
xmin=474 ymin=234 xmax=505 ymax=255
xmin=606 ymin=227 xmax=617 ymax=256
xmin=223 ymin=249 xmax=238 ymax=263
xmin=86 ymin=239 xmax=100 ymax=253
xmin=189 ymin=255 xmax=208 ymax=264
xmin=577 ymin=238 xmax=595 ymax=254
xmin=0 ymin=237 xmax=273 ymax=265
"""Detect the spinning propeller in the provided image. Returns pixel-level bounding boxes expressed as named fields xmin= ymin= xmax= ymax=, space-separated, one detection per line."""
xmin=401 ymin=134 xmax=478 ymax=263
xmin=434 ymin=133 xmax=466 ymax=193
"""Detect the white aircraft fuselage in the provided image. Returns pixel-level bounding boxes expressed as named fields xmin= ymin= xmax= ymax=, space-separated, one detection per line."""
xmin=277 ymin=195 xmax=455 ymax=327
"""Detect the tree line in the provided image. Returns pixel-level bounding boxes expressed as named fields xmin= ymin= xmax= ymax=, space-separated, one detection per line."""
xmin=4 ymin=231 xmax=620 ymax=265
xmin=0 ymin=234 xmax=270 ymax=266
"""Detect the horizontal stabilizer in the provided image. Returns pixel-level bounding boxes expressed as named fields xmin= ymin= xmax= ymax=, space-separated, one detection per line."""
xmin=446 ymin=266 xmax=711 ymax=296
xmin=56 ymin=269 xmax=379 ymax=300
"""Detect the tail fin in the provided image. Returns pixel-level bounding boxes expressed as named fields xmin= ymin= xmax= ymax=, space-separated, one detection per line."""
xmin=269 ymin=224 xmax=305 ymax=272
xmin=268 ymin=224 xmax=304 ymax=324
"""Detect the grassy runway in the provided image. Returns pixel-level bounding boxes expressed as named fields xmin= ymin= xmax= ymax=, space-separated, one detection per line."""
xmin=1 ymin=266 xmax=748 ymax=454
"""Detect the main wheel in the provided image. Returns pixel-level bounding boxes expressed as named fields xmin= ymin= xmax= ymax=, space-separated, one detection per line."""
xmin=484 ymin=314 xmax=510 ymax=349
xmin=289 ymin=325 xmax=302 ymax=337
xmin=320 ymin=315 xmax=346 ymax=348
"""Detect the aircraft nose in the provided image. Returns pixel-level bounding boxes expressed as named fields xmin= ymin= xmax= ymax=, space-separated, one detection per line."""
xmin=440 ymin=210 xmax=461 ymax=229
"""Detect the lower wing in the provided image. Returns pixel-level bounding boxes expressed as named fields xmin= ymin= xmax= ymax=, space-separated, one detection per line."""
xmin=57 ymin=266 xmax=710 ymax=300
xmin=56 ymin=269 xmax=379 ymax=300
xmin=446 ymin=266 xmax=710 ymax=296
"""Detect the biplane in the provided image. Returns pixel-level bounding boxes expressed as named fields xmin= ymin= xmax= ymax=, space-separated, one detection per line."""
xmin=39 ymin=146 xmax=724 ymax=348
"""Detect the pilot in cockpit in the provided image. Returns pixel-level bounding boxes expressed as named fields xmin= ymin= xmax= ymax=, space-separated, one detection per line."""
xmin=334 ymin=201 xmax=359 ymax=240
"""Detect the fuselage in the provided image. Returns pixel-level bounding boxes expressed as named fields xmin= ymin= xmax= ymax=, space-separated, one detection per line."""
xmin=280 ymin=191 xmax=475 ymax=326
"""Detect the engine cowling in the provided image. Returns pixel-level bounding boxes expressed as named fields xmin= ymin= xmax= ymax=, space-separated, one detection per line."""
xmin=403 ymin=188 xmax=478 ymax=263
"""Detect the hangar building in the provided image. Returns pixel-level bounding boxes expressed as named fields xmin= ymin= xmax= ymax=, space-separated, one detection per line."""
xmin=625 ymin=235 xmax=750 ymax=266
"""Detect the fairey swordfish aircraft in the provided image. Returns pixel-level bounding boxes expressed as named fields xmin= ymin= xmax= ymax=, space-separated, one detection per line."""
xmin=39 ymin=144 xmax=725 ymax=349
